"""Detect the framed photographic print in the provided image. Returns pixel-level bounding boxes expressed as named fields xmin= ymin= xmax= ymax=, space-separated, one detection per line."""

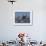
xmin=14 ymin=10 xmax=33 ymax=26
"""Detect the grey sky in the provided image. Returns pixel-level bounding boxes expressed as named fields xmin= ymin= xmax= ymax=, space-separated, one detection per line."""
xmin=15 ymin=12 xmax=30 ymax=16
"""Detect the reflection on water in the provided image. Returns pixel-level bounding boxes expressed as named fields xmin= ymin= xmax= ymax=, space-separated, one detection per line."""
xmin=15 ymin=15 xmax=30 ymax=23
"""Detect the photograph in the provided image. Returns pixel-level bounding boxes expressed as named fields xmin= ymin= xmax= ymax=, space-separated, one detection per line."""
xmin=15 ymin=12 xmax=30 ymax=23
xmin=15 ymin=10 xmax=32 ymax=26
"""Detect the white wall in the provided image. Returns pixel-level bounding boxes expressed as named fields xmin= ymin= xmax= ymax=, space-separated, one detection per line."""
xmin=0 ymin=0 xmax=46 ymax=42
